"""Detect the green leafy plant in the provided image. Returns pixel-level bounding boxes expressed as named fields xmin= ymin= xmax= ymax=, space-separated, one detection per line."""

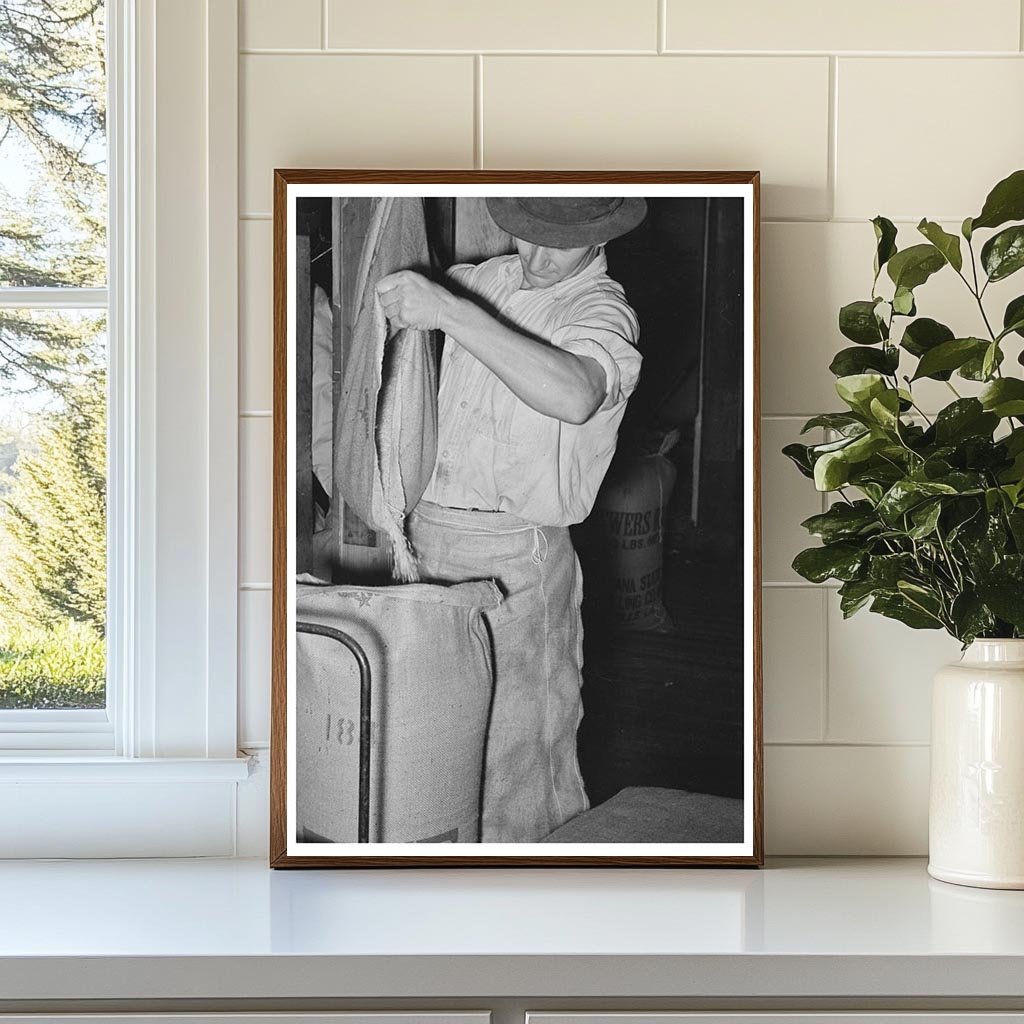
xmin=786 ymin=169 xmax=1024 ymax=645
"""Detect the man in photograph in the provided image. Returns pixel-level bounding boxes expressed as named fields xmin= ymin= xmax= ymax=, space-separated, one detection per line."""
xmin=375 ymin=196 xmax=646 ymax=842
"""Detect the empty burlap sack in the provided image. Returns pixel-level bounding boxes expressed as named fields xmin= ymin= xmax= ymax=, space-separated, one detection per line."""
xmin=335 ymin=197 xmax=438 ymax=582
xmin=295 ymin=577 xmax=500 ymax=845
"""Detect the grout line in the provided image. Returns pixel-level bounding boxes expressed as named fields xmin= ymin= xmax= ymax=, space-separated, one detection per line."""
xmin=761 ymin=585 xmax=839 ymax=593
xmin=761 ymin=216 xmax=966 ymax=225
xmin=240 ymin=47 xmax=659 ymax=56
xmin=827 ymin=56 xmax=838 ymax=221
xmin=820 ymin=587 xmax=830 ymax=742
xmin=237 ymin=47 xmax=1024 ymax=57
xmin=657 ymin=0 xmax=666 ymax=54
xmin=321 ymin=0 xmax=329 ymax=49
xmin=659 ymin=49 xmax=1024 ymax=58
xmin=240 ymin=410 xmax=272 ymax=418
xmin=240 ymin=583 xmax=271 ymax=591
xmin=766 ymin=740 xmax=931 ymax=748
xmin=474 ymin=55 xmax=484 ymax=169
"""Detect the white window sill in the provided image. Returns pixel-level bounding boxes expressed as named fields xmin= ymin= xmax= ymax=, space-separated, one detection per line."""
xmin=0 ymin=755 xmax=255 ymax=857
xmin=0 ymin=754 xmax=252 ymax=782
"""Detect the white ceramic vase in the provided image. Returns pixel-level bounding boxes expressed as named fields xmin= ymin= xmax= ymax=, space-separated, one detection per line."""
xmin=929 ymin=639 xmax=1024 ymax=889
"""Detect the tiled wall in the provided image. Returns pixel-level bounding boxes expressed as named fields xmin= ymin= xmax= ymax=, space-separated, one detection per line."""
xmin=236 ymin=0 xmax=1024 ymax=854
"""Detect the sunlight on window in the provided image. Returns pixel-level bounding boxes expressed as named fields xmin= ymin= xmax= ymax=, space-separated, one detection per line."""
xmin=0 ymin=1 xmax=107 ymax=710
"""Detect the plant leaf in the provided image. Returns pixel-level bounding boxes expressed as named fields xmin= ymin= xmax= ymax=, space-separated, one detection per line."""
xmin=892 ymin=286 xmax=916 ymax=316
xmin=917 ymin=219 xmax=963 ymax=272
xmin=908 ymin=499 xmax=943 ymax=540
xmin=981 ymin=341 xmax=1001 ymax=381
xmin=950 ymin=592 xmax=996 ymax=644
xmin=829 ymin=345 xmax=899 ymax=378
xmin=971 ymin=168 xmax=1024 ymax=232
xmin=871 ymin=593 xmax=943 ymax=630
xmin=782 ymin=442 xmax=815 ymax=479
xmin=835 ymin=373 xmax=887 ymax=413
xmin=792 ymin=542 xmax=866 ymax=583
xmin=839 ymin=299 xmax=886 ymax=345
xmin=981 ymin=225 xmax=1024 ymax=283
xmin=800 ymin=501 xmax=879 ymax=543
xmin=911 ymin=338 xmax=988 ymax=381
xmin=872 ymin=215 xmax=898 ymax=277
xmin=838 ymin=579 xmax=884 ymax=618
xmin=868 ymin=552 xmax=916 ymax=587
xmin=1003 ymin=295 xmax=1024 ymax=340
xmin=900 ymin=318 xmax=955 ymax=369
xmin=959 ymin=344 xmax=1004 ymax=381
xmin=868 ymin=389 xmax=902 ymax=431
xmin=887 ymin=243 xmax=946 ymax=291
xmin=877 ymin=479 xmax=958 ymax=524
xmin=814 ymin=450 xmax=851 ymax=491
xmin=933 ymin=398 xmax=999 ymax=444
xmin=979 ymin=377 xmax=1024 ymax=418
xmin=976 ymin=577 xmax=1024 ymax=629
xmin=800 ymin=412 xmax=867 ymax=435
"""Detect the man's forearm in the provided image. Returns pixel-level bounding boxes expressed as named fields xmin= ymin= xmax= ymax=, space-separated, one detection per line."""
xmin=440 ymin=293 xmax=605 ymax=425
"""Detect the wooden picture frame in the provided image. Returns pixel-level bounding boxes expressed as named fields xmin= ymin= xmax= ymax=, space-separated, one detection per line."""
xmin=271 ymin=171 xmax=762 ymax=867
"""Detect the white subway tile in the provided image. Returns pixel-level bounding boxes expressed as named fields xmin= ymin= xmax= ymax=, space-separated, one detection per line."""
xmin=835 ymin=58 xmax=1024 ymax=221
xmin=762 ymin=220 xmax=1023 ymax=416
xmin=765 ymin=744 xmax=929 ymax=854
xmin=241 ymin=0 xmax=321 ymax=50
xmin=240 ymin=55 xmax=474 ymax=214
xmin=240 ymin=416 xmax=273 ymax=586
xmin=239 ymin=589 xmax=272 ymax=747
xmin=826 ymin=599 xmax=961 ymax=743
xmin=762 ymin=588 xmax=825 ymax=743
xmin=482 ymin=56 xmax=830 ymax=220
xmin=666 ymin=0 xmax=1020 ymax=53
xmin=328 ymin=0 xmax=656 ymax=51
xmin=240 ymin=219 xmax=272 ymax=412
xmin=761 ymin=418 xmax=824 ymax=584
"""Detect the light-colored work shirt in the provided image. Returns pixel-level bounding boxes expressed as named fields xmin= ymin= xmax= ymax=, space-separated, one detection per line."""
xmin=421 ymin=249 xmax=642 ymax=526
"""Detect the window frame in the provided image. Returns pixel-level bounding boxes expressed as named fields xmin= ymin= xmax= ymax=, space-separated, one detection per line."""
xmin=0 ymin=7 xmax=116 ymax=749
xmin=0 ymin=0 xmax=248 ymax=856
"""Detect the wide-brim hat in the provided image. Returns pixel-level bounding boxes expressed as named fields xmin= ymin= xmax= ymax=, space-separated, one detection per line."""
xmin=486 ymin=196 xmax=647 ymax=248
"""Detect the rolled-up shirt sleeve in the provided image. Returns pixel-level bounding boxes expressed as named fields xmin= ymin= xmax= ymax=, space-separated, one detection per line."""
xmin=551 ymin=292 xmax=642 ymax=412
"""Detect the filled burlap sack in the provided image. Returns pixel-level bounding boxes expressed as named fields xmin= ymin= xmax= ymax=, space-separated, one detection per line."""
xmin=295 ymin=577 xmax=500 ymax=844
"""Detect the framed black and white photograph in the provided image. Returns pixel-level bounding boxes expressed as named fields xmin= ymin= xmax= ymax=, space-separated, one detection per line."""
xmin=271 ymin=171 xmax=762 ymax=867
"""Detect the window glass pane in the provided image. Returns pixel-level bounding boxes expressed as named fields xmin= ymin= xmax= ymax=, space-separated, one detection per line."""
xmin=0 ymin=309 xmax=106 ymax=709
xmin=0 ymin=1 xmax=107 ymax=288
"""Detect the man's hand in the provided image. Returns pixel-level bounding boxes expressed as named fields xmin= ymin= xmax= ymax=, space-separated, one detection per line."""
xmin=376 ymin=270 xmax=454 ymax=331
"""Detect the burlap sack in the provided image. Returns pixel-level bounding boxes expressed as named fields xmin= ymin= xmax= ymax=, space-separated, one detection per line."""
xmin=590 ymin=445 xmax=678 ymax=632
xmin=335 ymin=197 xmax=438 ymax=581
xmin=295 ymin=578 xmax=501 ymax=844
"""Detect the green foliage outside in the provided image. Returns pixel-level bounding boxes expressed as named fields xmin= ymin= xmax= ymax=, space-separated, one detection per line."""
xmin=0 ymin=376 xmax=106 ymax=633
xmin=0 ymin=1 xmax=107 ymax=708
xmin=785 ymin=169 xmax=1024 ymax=645
xmin=0 ymin=619 xmax=104 ymax=708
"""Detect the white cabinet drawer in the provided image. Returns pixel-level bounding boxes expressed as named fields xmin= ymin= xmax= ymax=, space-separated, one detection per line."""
xmin=528 ymin=1016 xmax=1024 ymax=1024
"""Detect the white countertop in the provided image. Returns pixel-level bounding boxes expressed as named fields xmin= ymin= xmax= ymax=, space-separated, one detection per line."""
xmin=1 ymin=857 xmax=1023 ymax=1002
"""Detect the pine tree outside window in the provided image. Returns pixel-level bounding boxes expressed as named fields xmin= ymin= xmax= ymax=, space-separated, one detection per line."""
xmin=0 ymin=1 xmax=109 ymax=738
